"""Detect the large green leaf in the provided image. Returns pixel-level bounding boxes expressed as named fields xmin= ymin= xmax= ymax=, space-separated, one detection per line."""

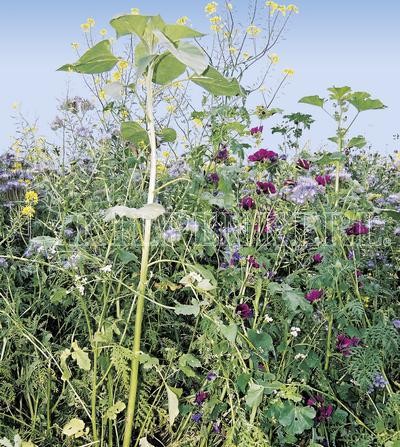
xmin=154 ymin=30 xmax=208 ymax=74
xmin=348 ymin=91 xmax=386 ymax=112
xmin=245 ymin=382 xmax=264 ymax=409
xmin=191 ymin=66 xmax=243 ymax=96
xmin=110 ymin=14 xmax=165 ymax=39
xmin=347 ymin=135 xmax=367 ymax=149
xmin=247 ymin=329 xmax=273 ymax=355
xmin=57 ymin=40 xmax=118 ymax=74
xmin=120 ymin=121 xmax=149 ymax=146
xmin=153 ymin=52 xmax=186 ymax=84
xmin=298 ymin=95 xmax=325 ymax=108
xmin=164 ymin=24 xmax=205 ymax=41
xmin=278 ymin=402 xmax=316 ymax=435
xmin=327 ymin=86 xmax=351 ymax=100
xmin=158 ymin=127 xmax=177 ymax=142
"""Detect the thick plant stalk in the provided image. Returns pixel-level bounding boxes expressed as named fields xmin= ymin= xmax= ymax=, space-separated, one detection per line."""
xmin=123 ymin=65 xmax=157 ymax=447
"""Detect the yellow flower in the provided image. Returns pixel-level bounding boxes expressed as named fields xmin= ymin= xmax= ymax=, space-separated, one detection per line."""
xmin=166 ymin=104 xmax=176 ymax=113
xmin=21 ymin=205 xmax=35 ymax=218
xmin=156 ymin=162 xmax=167 ymax=175
xmin=11 ymin=102 xmax=20 ymax=110
xmin=120 ymin=110 xmax=129 ymax=120
xmin=228 ymin=47 xmax=238 ymax=54
xmin=210 ymin=24 xmax=222 ymax=32
xmin=283 ymin=68 xmax=295 ymax=76
xmin=118 ymin=60 xmax=129 ymax=71
xmin=205 ymin=2 xmax=218 ymax=15
xmin=193 ymin=118 xmax=203 ymax=128
xmin=71 ymin=42 xmax=80 ymax=50
xmin=269 ymin=53 xmax=279 ymax=64
xmin=81 ymin=23 xmax=90 ymax=32
xmin=265 ymin=1 xmax=278 ymax=13
xmin=176 ymin=16 xmax=189 ymax=25
xmin=242 ymin=52 xmax=250 ymax=60
xmin=100 ymin=28 xmax=108 ymax=36
xmin=210 ymin=16 xmax=222 ymax=24
xmin=287 ymin=4 xmax=299 ymax=13
xmin=25 ymin=190 xmax=39 ymax=205
xmin=246 ymin=25 xmax=261 ymax=37
xmin=87 ymin=17 xmax=95 ymax=27
xmin=99 ymin=90 xmax=106 ymax=100
xmin=131 ymin=8 xmax=140 ymax=15
xmin=112 ymin=71 xmax=121 ymax=82
xmin=162 ymin=151 xmax=170 ymax=158
xmin=171 ymin=81 xmax=183 ymax=89
xmin=227 ymin=3 xmax=233 ymax=10
xmin=12 ymin=162 xmax=22 ymax=171
xmin=277 ymin=5 xmax=287 ymax=15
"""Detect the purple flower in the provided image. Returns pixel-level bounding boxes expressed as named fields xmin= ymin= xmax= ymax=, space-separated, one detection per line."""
xmin=372 ymin=373 xmax=389 ymax=389
xmin=248 ymin=149 xmax=278 ymax=163
xmin=212 ymin=422 xmax=222 ymax=433
xmin=216 ymin=146 xmax=229 ymax=161
xmin=163 ymin=228 xmax=182 ymax=243
xmin=336 ymin=334 xmax=361 ymax=356
xmin=289 ymin=177 xmax=323 ymax=205
xmin=240 ymin=196 xmax=255 ymax=210
xmin=305 ymin=289 xmax=324 ymax=303
xmin=236 ymin=303 xmax=253 ymax=319
xmin=313 ymin=253 xmax=324 ymax=264
xmin=256 ymin=181 xmax=276 ymax=195
xmin=345 ymin=221 xmax=369 ymax=236
xmin=348 ymin=250 xmax=355 ymax=260
xmin=0 ymin=258 xmax=8 ymax=268
xmin=195 ymin=391 xmax=209 ymax=406
xmin=250 ymin=125 xmax=263 ymax=136
xmin=307 ymin=394 xmax=334 ymax=423
xmin=315 ymin=174 xmax=332 ymax=186
xmin=192 ymin=412 xmax=202 ymax=423
xmin=392 ymin=319 xmax=400 ymax=329
xmin=206 ymin=371 xmax=217 ymax=381
xmin=207 ymin=173 xmax=219 ymax=184
xmin=248 ymin=256 xmax=260 ymax=268
xmin=297 ymin=159 xmax=311 ymax=170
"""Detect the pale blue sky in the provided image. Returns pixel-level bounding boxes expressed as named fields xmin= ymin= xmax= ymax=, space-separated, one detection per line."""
xmin=1 ymin=1 xmax=399 ymax=154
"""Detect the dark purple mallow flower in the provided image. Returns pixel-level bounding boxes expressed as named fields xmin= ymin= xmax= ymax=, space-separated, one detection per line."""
xmin=313 ymin=253 xmax=324 ymax=264
xmin=236 ymin=303 xmax=253 ymax=319
xmin=240 ymin=196 xmax=255 ymax=210
xmin=248 ymin=149 xmax=278 ymax=163
xmin=216 ymin=146 xmax=229 ymax=161
xmin=256 ymin=181 xmax=276 ymax=195
xmin=305 ymin=289 xmax=324 ymax=303
xmin=248 ymin=256 xmax=260 ymax=268
xmin=195 ymin=391 xmax=209 ymax=406
xmin=345 ymin=221 xmax=369 ymax=236
xmin=315 ymin=174 xmax=332 ymax=186
xmin=207 ymin=172 xmax=220 ymax=184
xmin=297 ymin=158 xmax=311 ymax=170
xmin=336 ymin=334 xmax=361 ymax=356
xmin=192 ymin=412 xmax=202 ymax=423
xmin=307 ymin=394 xmax=334 ymax=423
xmin=250 ymin=125 xmax=263 ymax=136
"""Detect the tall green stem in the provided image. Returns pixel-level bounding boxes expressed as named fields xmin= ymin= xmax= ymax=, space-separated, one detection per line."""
xmin=123 ymin=64 xmax=158 ymax=447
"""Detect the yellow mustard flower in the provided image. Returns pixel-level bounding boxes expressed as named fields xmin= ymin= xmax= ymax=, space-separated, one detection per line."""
xmin=100 ymin=28 xmax=108 ymax=36
xmin=25 ymin=190 xmax=39 ymax=205
xmin=210 ymin=24 xmax=222 ymax=32
xmin=120 ymin=110 xmax=129 ymax=120
xmin=242 ymin=51 xmax=250 ymax=60
xmin=112 ymin=71 xmax=121 ymax=82
xmin=228 ymin=47 xmax=238 ymax=54
xmin=166 ymin=104 xmax=176 ymax=113
xmin=131 ymin=8 xmax=140 ymax=15
xmin=287 ymin=4 xmax=299 ymax=13
xmin=162 ymin=151 xmax=170 ymax=158
xmin=269 ymin=53 xmax=279 ymax=64
xmin=227 ymin=3 xmax=233 ymax=10
xmin=156 ymin=162 xmax=167 ymax=175
xmin=265 ymin=1 xmax=278 ymax=13
xmin=12 ymin=162 xmax=22 ymax=171
xmin=11 ymin=102 xmax=20 ymax=110
xmin=99 ymin=90 xmax=106 ymax=100
xmin=21 ymin=205 xmax=35 ymax=218
xmin=277 ymin=5 xmax=287 ymax=15
xmin=193 ymin=118 xmax=203 ymax=128
xmin=246 ymin=25 xmax=261 ymax=37
xmin=81 ymin=23 xmax=90 ymax=32
xmin=176 ymin=16 xmax=189 ymax=25
xmin=87 ymin=18 xmax=95 ymax=27
xmin=71 ymin=42 xmax=80 ymax=50
xmin=118 ymin=60 xmax=129 ymax=71
xmin=210 ymin=16 xmax=222 ymax=24
xmin=283 ymin=68 xmax=295 ymax=76
xmin=205 ymin=2 xmax=218 ymax=14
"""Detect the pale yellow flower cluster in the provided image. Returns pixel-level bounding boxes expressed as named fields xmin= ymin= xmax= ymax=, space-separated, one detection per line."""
xmin=283 ymin=68 xmax=295 ymax=76
xmin=21 ymin=190 xmax=39 ymax=218
xmin=265 ymin=2 xmax=299 ymax=15
xmin=81 ymin=17 xmax=95 ymax=32
xmin=246 ymin=24 xmax=262 ymax=37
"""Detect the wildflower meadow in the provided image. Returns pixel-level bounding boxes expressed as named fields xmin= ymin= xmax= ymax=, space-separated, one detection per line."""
xmin=0 ymin=2 xmax=399 ymax=447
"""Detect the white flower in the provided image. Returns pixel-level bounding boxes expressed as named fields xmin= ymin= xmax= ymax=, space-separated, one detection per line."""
xmin=290 ymin=326 xmax=301 ymax=337
xmin=100 ymin=264 xmax=112 ymax=273
xmin=294 ymin=353 xmax=306 ymax=361
xmin=77 ymin=284 xmax=85 ymax=295
xmin=265 ymin=314 xmax=274 ymax=323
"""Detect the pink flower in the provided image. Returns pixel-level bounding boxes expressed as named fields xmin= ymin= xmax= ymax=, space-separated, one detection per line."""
xmin=195 ymin=391 xmax=209 ymax=405
xmin=240 ymin=196 xmax=255 ymax=210
xmin=248 ymin=256 xmax=260 ymax=268
xmin=315 ymin=174 xmax=332 ymax=186
xmin=313 ymin=253 xmax=324 ymax=264
xmin=256 ymin=181 xmax=276 ymax=194
xmin=248 ymin=149 xmax=278 ymax=163
xmin=250 ymin=125 xmax=263 ymax=136
xmin=336 ymin=334 xmax=361 ymax=356
xmin=297 ymin=159 xmax=311 ymax=170
xmin=305 ymin=289 xmax=324 ymax=303
xmin=345 ymin=221 xmax=369 ymax=236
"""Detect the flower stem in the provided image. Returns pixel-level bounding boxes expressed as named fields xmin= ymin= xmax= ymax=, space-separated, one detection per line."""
xmin=123 ymin=64 xmax=157 ymax=447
